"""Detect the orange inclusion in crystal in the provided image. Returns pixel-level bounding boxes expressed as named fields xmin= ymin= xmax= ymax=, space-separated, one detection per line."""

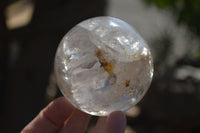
xmin=95 ymin=49 xmax=114 ymax=74
xmin=124 ymin=80 xmax=130 ymax=87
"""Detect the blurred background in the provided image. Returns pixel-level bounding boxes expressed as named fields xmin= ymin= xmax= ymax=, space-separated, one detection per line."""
xmin=0 ymin=0 xmax=200 ymax=132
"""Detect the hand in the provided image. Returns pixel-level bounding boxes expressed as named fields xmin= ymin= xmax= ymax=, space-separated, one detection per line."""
xmin=21 ymin=97 xmax=126 ymax=133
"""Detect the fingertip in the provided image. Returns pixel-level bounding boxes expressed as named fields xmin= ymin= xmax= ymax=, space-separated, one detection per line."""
xmin=42 ymin=97 xmax=74 ymax=128
xmin=90 ymin=116 xmax=107 ymax=133
xmin=60 ymin=108 xmax=91 ymax=133
xmin=105 ymin=111 xmax=126 ymax=133
xmin=109 ymin=111 xmax=126 ymax=121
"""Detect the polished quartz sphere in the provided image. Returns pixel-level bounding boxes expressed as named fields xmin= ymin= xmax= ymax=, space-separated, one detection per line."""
xmin=54 ymin=16 xmax=153 ymax=116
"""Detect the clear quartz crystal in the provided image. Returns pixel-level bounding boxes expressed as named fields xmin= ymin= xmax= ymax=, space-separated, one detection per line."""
xmin=54 ymin=16 xmax=153 ymax=116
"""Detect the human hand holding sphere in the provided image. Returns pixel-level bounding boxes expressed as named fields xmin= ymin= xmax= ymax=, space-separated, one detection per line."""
xmin=21 ymin=97 xmax=126 ymax=133
xmin=22 ymin=16 xmax=153 ymax=133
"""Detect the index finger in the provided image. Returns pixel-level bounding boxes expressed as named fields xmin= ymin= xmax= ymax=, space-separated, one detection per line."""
xmin=21 ymin=97 xmax=74 ymax=133
xmin=105 ymin=111 xmax=126 ymax=133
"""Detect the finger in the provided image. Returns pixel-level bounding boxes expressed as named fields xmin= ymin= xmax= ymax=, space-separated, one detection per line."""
xmin=105 ymin=111 xmax=126 ymax=133
xmin=21 ymin=112 xmax=57 ymax=133
xmin=90 ymin=116 xmax=107 ymax=133
xmin=42 ymin=97 xmax=74 ymax=128
xmin=21 ymin=97 xmax=74 ymax=133
xmin=60 ymin=108 xmax=91 ymax=133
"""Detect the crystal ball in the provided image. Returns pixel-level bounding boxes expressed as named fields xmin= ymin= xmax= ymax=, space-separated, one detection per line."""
xmin=54 ymin=16 xmax=153 ymax=116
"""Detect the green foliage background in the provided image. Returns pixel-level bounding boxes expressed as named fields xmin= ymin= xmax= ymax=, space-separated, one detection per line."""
xmin=144 ymin=0 xmax=200 ymax=36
